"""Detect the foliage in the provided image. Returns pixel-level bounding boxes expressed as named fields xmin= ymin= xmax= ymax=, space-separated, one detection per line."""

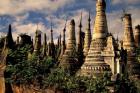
xmin=5 ymin=45 xmax=55 ymax=87
xmin=43 ymin=67 xmax=111 ymax=93
xmin=84 ymin=73 xmax=110 ymax=93
xmin=115 ymin=74 xmax=137 ymax=93
xmin=136 ymin=47 xmax=140 ymax=62
xmin=43 ymin=68 xmax=79 ymax=90
xmin=4 ymin=44 xmax=139 ymax=93
xmin=134 ymin=79 xmax=140 ymax=93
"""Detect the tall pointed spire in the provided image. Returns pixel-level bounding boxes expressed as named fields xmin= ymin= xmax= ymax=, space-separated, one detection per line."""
xmin=59 ymin=34 xmax=61 ymax=48
xmin=6 ymin=24 xmax=14 ymax=48
xmin=48 ymin=20 xmax=55 ymax=59
xmin=77 ymin=12 xmax=83 ymax=52
xmin=134 ymin=25 xmax=140 ymax=47
xmin=77 ymin=12 xmax=85 ymax=65
xmin=50 ymin=19 xmax=54 ymax=44
xmin=88 ymin=11 xmax=91 ymax=29
xmin=79 ymin=12 xmax=82 ymax=28
xmin=56 ymin=34 xmax=62 ymax=60
xmin=43 ymin=33 xmax=47 ymax=57
xmin=83 ymin=11 xmax=92 ymax=56
xmin=80 ymin=0 xmax=111 ymax=77
xmin=59 ymin=20 xmax=67 ymax=59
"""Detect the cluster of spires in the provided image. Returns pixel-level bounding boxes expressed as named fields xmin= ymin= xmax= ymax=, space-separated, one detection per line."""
xmin=2 ymin=0 xmax=140 ymax=78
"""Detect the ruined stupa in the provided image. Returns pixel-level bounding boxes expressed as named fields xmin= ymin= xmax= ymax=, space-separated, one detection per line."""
xmin=59 ymin=19 xmax=78 ymax=72
xmin=122 ymin=14 xmax=140 ymax=77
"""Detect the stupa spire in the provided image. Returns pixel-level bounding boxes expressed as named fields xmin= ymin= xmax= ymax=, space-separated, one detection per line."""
xmin=50 ymin=20 xmax=54 ymax=44
xmin=59 ymin=20 xmax=67 ymax=59
xmin=6 ymin=24 xmax=14 ymax=48
xmin=83 ymin=11 xmax=92 ymax=56
xmin=43 ymin=33 xmax=47 ymax=57
xmin=48 ymin=20 xmax=55 ymax=59
xmin=77 ymin=12 xmax=83 ymax=52
xmin=92 ymin=0 xmax=108 ymax=39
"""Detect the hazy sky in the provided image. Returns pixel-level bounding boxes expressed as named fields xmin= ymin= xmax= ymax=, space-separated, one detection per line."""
xmin=0 ymin=0 xmax=140 ymax=42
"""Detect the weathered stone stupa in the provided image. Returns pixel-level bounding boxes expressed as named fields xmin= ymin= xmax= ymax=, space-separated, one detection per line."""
xmin=80 ymin=0 xmax=111 ymax=77
xmin=60 ymin=19 xmax=77 ymax=71
xmin=122 ymin=14 xmax=140 ymax=77
xmin=83 ymin=12 xmax=92 ymax=56
xmin=134 ymin=25 xmax=140 ymax=47
xmin=123 ymin=14 xmax=140 ymax=77
xmin=123 ymin=14 xmax=135 ymax=51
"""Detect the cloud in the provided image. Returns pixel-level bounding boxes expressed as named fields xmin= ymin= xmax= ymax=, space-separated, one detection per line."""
xmin=0 ymin=0 xmax=74 ymax=15
xmin=106 ymin=6 xmax=140 ymax=40
xmin=107 ymin=11 xmax=123 ymax=39
xmin=12 ymin=22 xmax=48 ymax=41
xmin=14 ymin=13 xmax=29 ymax=22
xmin=11 ymin=4 xmax=139 ymax=43
xmin=0 ymin=0 xmax=140 ymax=44
xmin=112 ymin=0 xmax=140 ymax=5
xmin=0 ymin=32 xmax=6 ymax=38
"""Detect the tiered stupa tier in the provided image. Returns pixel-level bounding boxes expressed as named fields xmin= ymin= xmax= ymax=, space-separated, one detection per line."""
xmin=80 ymin=0 xmax=111 ymax=77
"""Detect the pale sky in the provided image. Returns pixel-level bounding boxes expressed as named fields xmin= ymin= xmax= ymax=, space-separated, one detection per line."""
xmin=0 ymin=0 xmax=140 ymax=42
